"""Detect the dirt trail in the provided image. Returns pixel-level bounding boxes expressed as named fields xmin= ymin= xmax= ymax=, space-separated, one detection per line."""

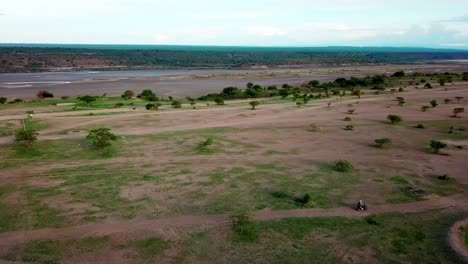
xmin=448 ymin=217 xmax=468 ymax=262
xmin=0 ymin=195 xmax=466 ymax=249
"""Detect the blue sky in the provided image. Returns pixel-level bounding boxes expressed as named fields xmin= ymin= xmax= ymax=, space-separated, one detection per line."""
xmin=1 ymin=0 xmax=468 ymax=48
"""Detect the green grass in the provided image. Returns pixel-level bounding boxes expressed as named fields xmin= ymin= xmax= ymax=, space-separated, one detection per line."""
xmin=461 ymin=226 xmax=468 ymax=248
xmin=4 ymin=237 xmax=109 ymax=263
xmin=132 ymin=237 xmax=170 ymax=260
xmin=210 ymin=211 xmax=467 ymax=264
xmin=390 ymin=176 xmax=410 ymax=185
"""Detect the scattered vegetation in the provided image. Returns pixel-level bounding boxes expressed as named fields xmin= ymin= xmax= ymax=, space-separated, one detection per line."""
xmin=429 ymin=140 xmax=447 ymax=154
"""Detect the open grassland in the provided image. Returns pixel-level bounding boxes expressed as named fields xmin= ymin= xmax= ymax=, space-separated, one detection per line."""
xmin=0 ymin=80 xmax=467 ymax=263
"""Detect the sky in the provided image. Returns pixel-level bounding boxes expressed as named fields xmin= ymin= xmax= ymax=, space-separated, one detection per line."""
xmin=1 ymin=0 xmax=468 ymax=48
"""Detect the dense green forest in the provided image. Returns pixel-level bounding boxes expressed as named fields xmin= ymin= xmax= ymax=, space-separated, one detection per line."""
xmin=1 ymin=45 xmax=468 ymax=73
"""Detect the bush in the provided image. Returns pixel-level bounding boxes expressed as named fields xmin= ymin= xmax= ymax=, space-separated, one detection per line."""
xmin=214 ymin=97 xmax=225 ymax=105
xmin=37 ymin=90 xmax=54 ymax=100
xmin=344 ymin=117 xmax=352 ymax=121
xmin=171 ymin=100 xmax=182 ymax=108
xmin=347 ymin=109 xmax=356 ymax=114
xmin=421 ymin=106 xmax=430 ymax=112
xmin=197 ymin=138 xmax=213 ymax=151
xmin=295 ymin=194 xmax=311 ymax=205
xmin=344 ymin=125 xmax=354 ymax=131
xmin=115 ymin=102 xmax=124 ymax=108
xmin=138 ymin=89 xmax=159 ymax=101
xmin=452 ymin=107 xmax=464 ymax=118
xmin=145 ymin=103 xmax=161 ymax=110
xmin=387 ymin=115 xmax=402 ymax=124
xmin=415 ymin=124 xmax=425 ymax=129
xmin=437 ymin=174 xmax=451 ymax=181
xmin=271 ymin=191 xmax=288 ymax=199
xmin=424 ymin=83 xmax=432 ymax=89
xmin=429 ymin=140 xmax=447 ymax=154
xmin=15 ymin=127 xmax=39 ymax=150
xmin=375 ymin=138 xmax=392 ymax=148
xmin=121 ymin=90 xmax=135 ymax=99
xmin=335 ymin=160 xmax=353 ymax=172
xmin=230 ymin=212 xmax=258 ymax=242
xmin=0 ymin=97 xmax=6 ymax=104
xmin=430 ymin=100 xmax=438 ymax=108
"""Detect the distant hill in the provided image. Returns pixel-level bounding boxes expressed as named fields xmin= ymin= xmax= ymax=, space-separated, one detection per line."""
xmin=1 ymin=44 xmax=468 ymax=73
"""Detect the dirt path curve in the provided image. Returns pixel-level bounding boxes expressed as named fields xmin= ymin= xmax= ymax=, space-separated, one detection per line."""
xmin=0 ymin=195 xmax=466 ymax=249
xmin=448 ymin=217 xmax=468 ymax=262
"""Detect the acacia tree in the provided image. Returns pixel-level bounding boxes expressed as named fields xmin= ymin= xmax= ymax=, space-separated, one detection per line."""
xmin=249 ymin=101 xmax=260 ymax=110
xmin=79 ymin=95 xmax=96 ymax=106
xmin=86 ymin=128 xmax=117 ymax=153
xmin=353 ymin=89 xmax=363 ymax=99
xmin=455 ymin=96 xmax=464 ymax=103
xmin=387 ymin=115 xmax=402 ymax=124
xmin=15 ymin=123 xmax=38 ymax=150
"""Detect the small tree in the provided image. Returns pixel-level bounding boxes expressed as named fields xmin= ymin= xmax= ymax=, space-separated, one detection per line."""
xmin=86 ymin=128 xmax=117 ymax=153
xmin=198 ymin=138 xmax=213 ymax=151
xmin=387 ymin=115 xmax=402 ymax=124
xmin=249 ymin=101 xmax=260 ymax=110
xmin=398 ymin=100 xmax=405 ymax=106
xmin=429 ymin=140 xmax=447 ymax=154
xmin=424 ymin=83 xmax=432 ymax=89
xmin=452 ymin=107 xmax=464 ymax=118
xmin=79 ymin=95 xmax=96 ymax=106
xmin=335 ymin=160 xmax=353 ymax=172
xmin=15 ymin=124 xmax=38 ymax=150
xmin=171 ymin=100 xmax=182 ymax=108
xmin=430 ymin=100 xmax=438 ymax=108
xmin=121 ymin=90 xmax=135 ymax=99
xmin=214 ymin=97 xmax=225 ymax=105
xmin=0 ymin=97 xmax=6 ymax=104
xmin=421 ymin=105 xmax=430 ymax=112
xmin=455 ymin=96 xmax=464 ymax=103
xmin=138 ymin=89 xmax=159 ymax=101
xmin=375 ymin=138 xmax=392 ymax=148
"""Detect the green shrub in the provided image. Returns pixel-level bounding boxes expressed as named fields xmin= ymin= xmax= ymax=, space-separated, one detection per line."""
xmin=429 ymin=140 xmax=447 ymax=154
xmin=387 ymin=115 xmax=402 ymax=124
xmin=335 ymin=160 xmax=353 ymax=172
xmin=375 ymin=138 xmax=392 ymax=148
